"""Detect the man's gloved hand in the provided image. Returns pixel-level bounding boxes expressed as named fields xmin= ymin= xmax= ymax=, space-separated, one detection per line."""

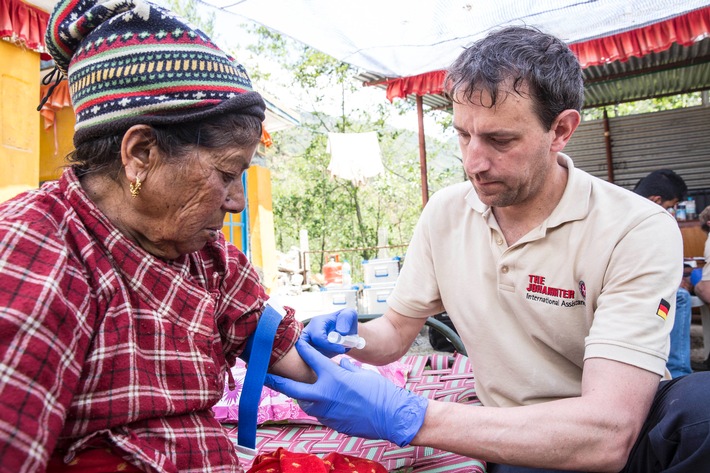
xmin=302 ymin=308 xmax=359 ymax=357
xmin=265 ymin=339 xmax=428 ymax=447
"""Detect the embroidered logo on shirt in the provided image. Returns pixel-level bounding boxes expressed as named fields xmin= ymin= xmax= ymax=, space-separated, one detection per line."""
xmin=656 ymin=298 xmax=670 ymax=320
xmin=525 ymin=274 xmax=585 ymax=308
xmin=579 ymin=280 xmax=586 ymax=300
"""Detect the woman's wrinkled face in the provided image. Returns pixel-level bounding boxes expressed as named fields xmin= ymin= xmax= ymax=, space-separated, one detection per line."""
xmin=134 ymin=142 xmax=257 ymax=259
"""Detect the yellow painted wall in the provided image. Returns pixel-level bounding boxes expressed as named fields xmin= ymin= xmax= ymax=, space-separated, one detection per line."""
xmin=219 ymin=165 xmax=277 ymax=292
xmin=246 ymin=165 xmax=278 ymax=292
xmin=39 ymin=106 xmax=75 ymax=182
xmin=0 ymin=40 xmax=40 ymax=201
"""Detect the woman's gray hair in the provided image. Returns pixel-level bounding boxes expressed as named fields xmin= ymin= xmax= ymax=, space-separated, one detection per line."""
xmin=445 ymin=26 xmax=584 ymax=130
xmin=68 ymin=113 xmax=262 ymax=178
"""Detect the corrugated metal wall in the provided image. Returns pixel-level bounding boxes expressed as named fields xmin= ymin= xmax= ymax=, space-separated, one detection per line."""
xmin=566 ymin=105 xmax=710 ymax=192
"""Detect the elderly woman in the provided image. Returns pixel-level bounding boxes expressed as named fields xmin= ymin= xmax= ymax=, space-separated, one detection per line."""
xmin=0 ymin=0 xmax=313 ymax=471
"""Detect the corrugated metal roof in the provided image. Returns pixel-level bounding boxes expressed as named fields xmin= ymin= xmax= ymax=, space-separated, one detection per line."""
xmin=356 ymin=36 xmax=710 ymax=111
xmin=583 ymin=37 xmax=710 ymax=107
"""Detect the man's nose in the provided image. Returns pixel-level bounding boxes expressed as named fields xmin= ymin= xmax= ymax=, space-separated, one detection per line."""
xmin=462 ymin=139 xmax=490 ymax=175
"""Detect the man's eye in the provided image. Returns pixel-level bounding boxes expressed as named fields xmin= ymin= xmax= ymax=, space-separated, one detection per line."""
xmin=490 ymin=137 xmax=512 ymax=146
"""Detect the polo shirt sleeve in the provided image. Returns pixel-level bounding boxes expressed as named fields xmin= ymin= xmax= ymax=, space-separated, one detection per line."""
xmin=0 ymin=219 xmax=94 ymax=472
xmin=584 ymin=211 xmax=683 ymax=376
xmin=388 ymin=189 xmax=447 ymax=319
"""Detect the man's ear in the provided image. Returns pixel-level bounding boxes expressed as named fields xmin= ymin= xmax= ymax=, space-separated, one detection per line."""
xmin=550 ymin=109 xmax=581 ymax=153
xmin=648 ymin=195 xmax=663 ymax=206
xmin=121 ymin=124 xmax=156 ymax=181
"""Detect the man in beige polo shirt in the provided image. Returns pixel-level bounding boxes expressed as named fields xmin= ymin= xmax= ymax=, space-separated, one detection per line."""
xmin=267 ymin=26 xmax=710 ymax=472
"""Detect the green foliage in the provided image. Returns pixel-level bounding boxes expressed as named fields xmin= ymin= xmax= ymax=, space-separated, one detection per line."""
xmin=252 ymin=30 xmax=462 ymax=276
xmin=165 ymin=0 xmax=215 ymax=37
xmin=267 ymin=114 xmax=460 ymax=276
xmin=582 ymin=92 xmax=702 ymax=121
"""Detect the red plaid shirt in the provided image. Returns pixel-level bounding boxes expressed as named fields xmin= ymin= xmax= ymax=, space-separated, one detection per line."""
xmin=0 ymin=168 xmax=300 ymax=473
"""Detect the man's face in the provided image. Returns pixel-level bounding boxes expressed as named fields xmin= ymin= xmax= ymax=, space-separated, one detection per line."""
xmin=652 ymin=196 xmax=679 ymax=211
xmin=452 ymin=83 xmax=559 ymax=209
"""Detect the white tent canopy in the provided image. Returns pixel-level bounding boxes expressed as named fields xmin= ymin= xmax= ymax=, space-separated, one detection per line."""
xmin=199 ymin=0 xmax=709 ymax=78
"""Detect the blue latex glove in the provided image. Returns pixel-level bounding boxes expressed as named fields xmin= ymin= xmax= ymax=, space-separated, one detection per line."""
xmin=265 ymin=339 xmax=428 ymax=447
xmin=302 ymin=308 xmax=359 ymax=357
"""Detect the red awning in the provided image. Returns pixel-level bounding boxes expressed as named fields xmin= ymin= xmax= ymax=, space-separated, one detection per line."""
xmin=383 ymin=6 xmax=710 ymax=102
xmin=570 ymin=6 xmax=710 ymax=68
xmin=1 ymin=0 xmax=50 ymax=57
xmin=384 ymin=70 xmax=447 ymax=104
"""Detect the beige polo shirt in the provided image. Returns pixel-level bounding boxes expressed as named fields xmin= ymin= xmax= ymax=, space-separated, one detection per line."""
xmin=389 ymin=154 xmax=682 ymax=407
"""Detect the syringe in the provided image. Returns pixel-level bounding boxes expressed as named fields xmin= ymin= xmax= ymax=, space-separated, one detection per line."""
xmin=327 ymin=331 xmax=366 ymax=349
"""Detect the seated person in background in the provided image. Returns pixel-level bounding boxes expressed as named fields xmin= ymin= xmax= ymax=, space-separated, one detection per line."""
xmin=268 ymin=26 xmax=710 ymax=473
xmin=633 ymin=169 xmax=692 ymax=378
xmin=632 ymin=169 xmax=688 ymax=210
xmin=695 ymin=205 xmax=710 ymax=304
xmin=0 ymin=0 xmax=314 ymax=471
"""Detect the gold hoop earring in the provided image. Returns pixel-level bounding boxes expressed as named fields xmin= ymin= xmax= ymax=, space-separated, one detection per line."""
xmin=129 ymin=176 xmax=142 ymax=198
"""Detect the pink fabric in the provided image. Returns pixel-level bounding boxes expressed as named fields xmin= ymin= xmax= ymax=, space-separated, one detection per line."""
xmin=212 ymin=355 xmax=409 ymax=424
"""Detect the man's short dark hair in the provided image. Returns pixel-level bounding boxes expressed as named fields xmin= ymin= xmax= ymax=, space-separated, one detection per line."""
xmin=632 ymin=169 xmax=688 ymax=201
xmin=444 ymin=26 xmax=584 ymax=130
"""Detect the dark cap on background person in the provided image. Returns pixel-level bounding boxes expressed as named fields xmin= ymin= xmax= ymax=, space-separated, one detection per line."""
xmin=44 ymin=0 xmax=265 ymax=147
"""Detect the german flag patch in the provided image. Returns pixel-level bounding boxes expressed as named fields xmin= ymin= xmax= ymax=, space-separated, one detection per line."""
xmin=656 ymin=298 xmax=670 ymax=320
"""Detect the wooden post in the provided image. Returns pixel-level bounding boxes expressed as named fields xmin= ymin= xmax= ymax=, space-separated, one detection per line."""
xmin=416 ymin=95 xmax=429 ymax=207
xmin=603 ymin=108 xmax=614 ymax=183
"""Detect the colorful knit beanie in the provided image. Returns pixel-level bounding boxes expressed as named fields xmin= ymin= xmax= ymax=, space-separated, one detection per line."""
xmin=44 ymin=0 xmax=265 ymax=147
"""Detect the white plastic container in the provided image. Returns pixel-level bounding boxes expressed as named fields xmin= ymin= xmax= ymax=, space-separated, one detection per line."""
xmin=341 ymin=260 xmax=352 ymax=287
xmin=360 ymin=282 xmax=396 ymax=314
xmin=686 ymin=197 xmax=696 ymax=219
xmin=321 ymin=286 xmax=359 ymax=311
xmin=362 ymin=257 xmax=401 ymax=284
xmin=676 ymin=201 xmax=687 ymax=221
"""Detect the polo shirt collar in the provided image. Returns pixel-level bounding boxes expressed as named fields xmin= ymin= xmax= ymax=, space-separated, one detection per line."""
xmin=546 ymin=153 xmax=590 ymax=228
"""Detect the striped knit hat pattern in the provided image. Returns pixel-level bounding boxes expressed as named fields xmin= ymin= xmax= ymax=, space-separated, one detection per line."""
xmin=45 ymin=0 xmax=265 ymax=146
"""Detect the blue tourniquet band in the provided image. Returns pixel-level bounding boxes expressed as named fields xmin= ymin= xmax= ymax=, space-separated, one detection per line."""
xmin=236 ymin=301 xmax=285 ymax=454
